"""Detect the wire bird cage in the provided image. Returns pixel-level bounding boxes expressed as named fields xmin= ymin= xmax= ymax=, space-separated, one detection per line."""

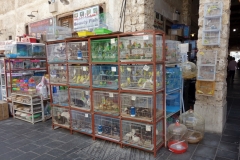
xmin=52 ymin=107 xmax=70 ymax=128
xmin=46 ymin=26 xmax=72 ymax=41
xmin=67 ymin=41 xmax=88 ymax=63
xmin=69 ymin=88 xmax=90 ymax=110
xmin=93 ymin=13 xmax=114 ymax=35
xmin=71 ymin=110 xmax=92 ymax=134
xmin=68 ymin=66 xmax=90 ymax=87
xmin=49 ymin=64 xmax=67 ymax=84
xmin=47 ymin=43 xmax=66 ymax=63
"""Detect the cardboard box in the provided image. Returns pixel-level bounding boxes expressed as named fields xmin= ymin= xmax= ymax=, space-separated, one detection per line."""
xmin=168 ymin=29 xmax=183 ymax=36
xmin=0 ymin=101 xmax=9 ymax=120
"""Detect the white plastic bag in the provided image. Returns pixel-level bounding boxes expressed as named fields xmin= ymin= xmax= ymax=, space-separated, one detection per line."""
xmin=36 ymin=76 xmax=48 ymax=99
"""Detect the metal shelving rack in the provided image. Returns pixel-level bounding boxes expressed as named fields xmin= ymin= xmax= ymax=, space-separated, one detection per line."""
xmin=46 ymin=30 xmax=166 ymax=157
xmin=12 ymin=93 xmax=44 ymax=124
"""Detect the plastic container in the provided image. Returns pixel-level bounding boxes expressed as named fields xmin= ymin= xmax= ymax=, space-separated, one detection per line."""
xmin=10 ymin=42 xmax=31 ymax=57
xmin=179 ymin=109 xmax=205 ymax=143
xmin=119 ymin=35 xmax=163 ymax=62
xmin=91 ymin=38 xmax=118 ymax=62
xmin=167 ymin=121 xmax=188 ymax=154
xmin=77 ymin=31 xmax=94 ymax=37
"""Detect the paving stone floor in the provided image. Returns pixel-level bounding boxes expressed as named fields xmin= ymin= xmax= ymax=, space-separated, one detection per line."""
xmin=1 ymin=73 xmax=240 ymax=160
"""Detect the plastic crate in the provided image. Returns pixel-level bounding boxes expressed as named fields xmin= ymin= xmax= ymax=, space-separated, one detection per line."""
xmin=120 ymin=64 xmax=162 ymax=91
xmin=122 ymin=120 xmax=154 ymax=150
xmin=47 ymin=43 xmax=66 ymax=63
xmin=196 ymin=80 xmax=215 ymax=96
xmin=204 ymin=2 xmax=222 ymax=17
xmin=197 ymin=65 xmax=216 ymax=81
xmin=198 ymin=50 xmax=217 ymax=65
xmin=52 ymin=107 xmax=70 ymax=128
xmin=68 ymin=66 xmax=90 ymax=86
xmin=166 ymin=67 xmax=182 ymax=92
xmin=67 ymin=41 xmax=88 ymax=63
xmin=204 ymin=17 xmax=221 ymax=31
xmin=166 ymin=92 xmax=180 ymax=115
xmin=46 ymin=26 xmax=72 ymax=41
xmin=119 ymin=35 xmax=163 ymax=62
xmin=69 ymin=88 xmax=90 ymax=110
xmin=71 ymin=110 xmax=92 ymax=134
xmin=91 ymin=38 xmax=118 ymax=62
xmin=93 ymin=91 xmax=119 ymax=116
xmin=30 ymin=43 xmax=46 ymax=57
xmin=10 ymin=42 xmax=31 ymax=57
xmin=202 ymin=31 xmax=220 ymax=46
xmin=120 ymin=93 xmax=163 ymax=121
xmin=165 ymin=40 xmax=181 ymax=63
xmin=94 ymin=115 xmax=120 ymax=140
xmin=49 ymin=64 xmax=67 ymax=84
xmin=92 ymin=65 xmax=119 ymax=89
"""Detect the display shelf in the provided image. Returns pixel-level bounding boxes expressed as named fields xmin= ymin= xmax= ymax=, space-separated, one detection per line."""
xmin=12 ymin=93 xmax=44 ymax=124
xmin=46 ymin=30 xmax=166 ymax=157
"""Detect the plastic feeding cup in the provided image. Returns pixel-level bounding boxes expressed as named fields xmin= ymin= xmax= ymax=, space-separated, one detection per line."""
xmin=179 ymin=109 xmax=205 ymax=143
xmin=167 ymin=120 xmax=188 ymax=154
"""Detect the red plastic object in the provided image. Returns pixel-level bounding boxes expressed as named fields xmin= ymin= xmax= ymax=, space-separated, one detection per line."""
xmin=168 ymin=140 xmax=188 ymax=154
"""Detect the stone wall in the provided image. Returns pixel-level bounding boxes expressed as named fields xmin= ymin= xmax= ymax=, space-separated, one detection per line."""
xmin=195 ymin=0 xmax=230 ymax=133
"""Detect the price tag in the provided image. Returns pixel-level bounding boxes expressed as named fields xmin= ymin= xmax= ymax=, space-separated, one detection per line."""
xmin=60 ymin=43 xmax=63 ymax=47
xmin=127 ymin=67 xmax=131 ymax=72
xmin=109 ymin=93 xmax=114 ymax=97
xmin=143 ymin=35 xmax=149 ymax=40
xmin=82 ymin=42 xmax=86 ymax=45
xmin=83 ymin=66 xmax=87 ymax=71
xmin=111 ymin=39 xmax=115 ymax=44
xmin=85 ymin=114 xmax=88 ymax=118
xmin=73 ymin=69 xmax=76 ymax=75
xmin=111 ymin=67 xmax=116 ymax=72
xmin=61 ymin=66 xmax=64 ymax=70
xmin=131 ymin=96 xmax=136 ymax=101
xmin=85 ymin=91 xmax=89 ymax=95
xmin=143 ymin=65 xmax=150 ymax=71
xmin=146 ymin=125 xmax=151 ymax=131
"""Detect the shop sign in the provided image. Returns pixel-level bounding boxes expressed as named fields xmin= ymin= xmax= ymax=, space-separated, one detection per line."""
xmin=29 ymin=18 xmax=55 ymax=38
xmin=0 ymin=40 xmax=14 ymax=50
xmin=73 ymin=5 xmax=99 ymax=32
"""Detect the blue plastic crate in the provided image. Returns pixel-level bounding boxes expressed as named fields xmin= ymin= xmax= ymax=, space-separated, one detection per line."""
xmin=166 ymin=92 xmax=180 ymax=113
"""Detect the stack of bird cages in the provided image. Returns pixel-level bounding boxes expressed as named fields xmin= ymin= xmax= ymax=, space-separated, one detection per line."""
xmin=69 ymin=88 xmax=90 ymax=110
xmin=52 ymin=107 xmax=70 ymax=128
xmin=68 ymin=66 xmax=90 ymax=86
xmin=122 ymin=120 xmax=154 ymax=150
xmin=49 ymin=64 xmax=67 ymax=84
xmin=46 ymin=43 xmax=66 ymax=63
xmin=67 ymin=41 xmax=88 ymax=63
xmin=71 ymin=110 xmax=92 ymax=134
xmin=94 ymin=115 xmax=120 ymax=140
xmin=30 ymin=43 xmax=46 ymax=58
xmin=92 ymin=65 xmax=119 ymax=89
xmin=93 ymin=91 xmax=119 ymax=116
xmin=119 ymin=34 xmax=163 ymax=62
xmin=120 ymin=64 xmax=162 ymax=91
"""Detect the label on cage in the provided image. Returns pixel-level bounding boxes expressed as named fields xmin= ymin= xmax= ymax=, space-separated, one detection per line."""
xmin=146 ymin=125 xmax=151 ymax=131
xmin=109 ymin=93 xmax=114 ymax=97
xmin=127 ymin=67 xmax=131 ymax=71
xmin=82 ymin=66 xmax=87 ymax=71
xmin=82 ymin=42 xmax=86 ymax=45
xmin=143 ymin=65 xmax=150 ymax=71
xmin=85 ymin=91 xmax=89 ymax=95
xmin=60 ymin=43 xmax=63 ymax=47
xmin=111 ymin=39 xmax=115 ymax=44
xmin=143 ymin=35 xmax=149 ymax=40
xmin=111 ymin=67 xmax=116 ymax=72
xmin=131 ymin=96 xmax=136 ymax=101
xmin=61 ymin=66 xmax=64 ymax=69
xmin=85 ymin=114 xmax=88 ymax=118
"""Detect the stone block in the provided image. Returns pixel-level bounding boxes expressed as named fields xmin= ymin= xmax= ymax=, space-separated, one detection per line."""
xmin=137 ymin=0 xmax=145 ymax=5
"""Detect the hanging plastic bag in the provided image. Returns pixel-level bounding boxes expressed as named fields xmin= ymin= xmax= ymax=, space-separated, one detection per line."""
xmin=36 ymin=76 xmax=48 ymax=99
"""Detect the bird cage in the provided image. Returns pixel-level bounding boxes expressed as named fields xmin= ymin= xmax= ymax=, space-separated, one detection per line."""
xmin=93 ymin=13 xmax=114 ymax=35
